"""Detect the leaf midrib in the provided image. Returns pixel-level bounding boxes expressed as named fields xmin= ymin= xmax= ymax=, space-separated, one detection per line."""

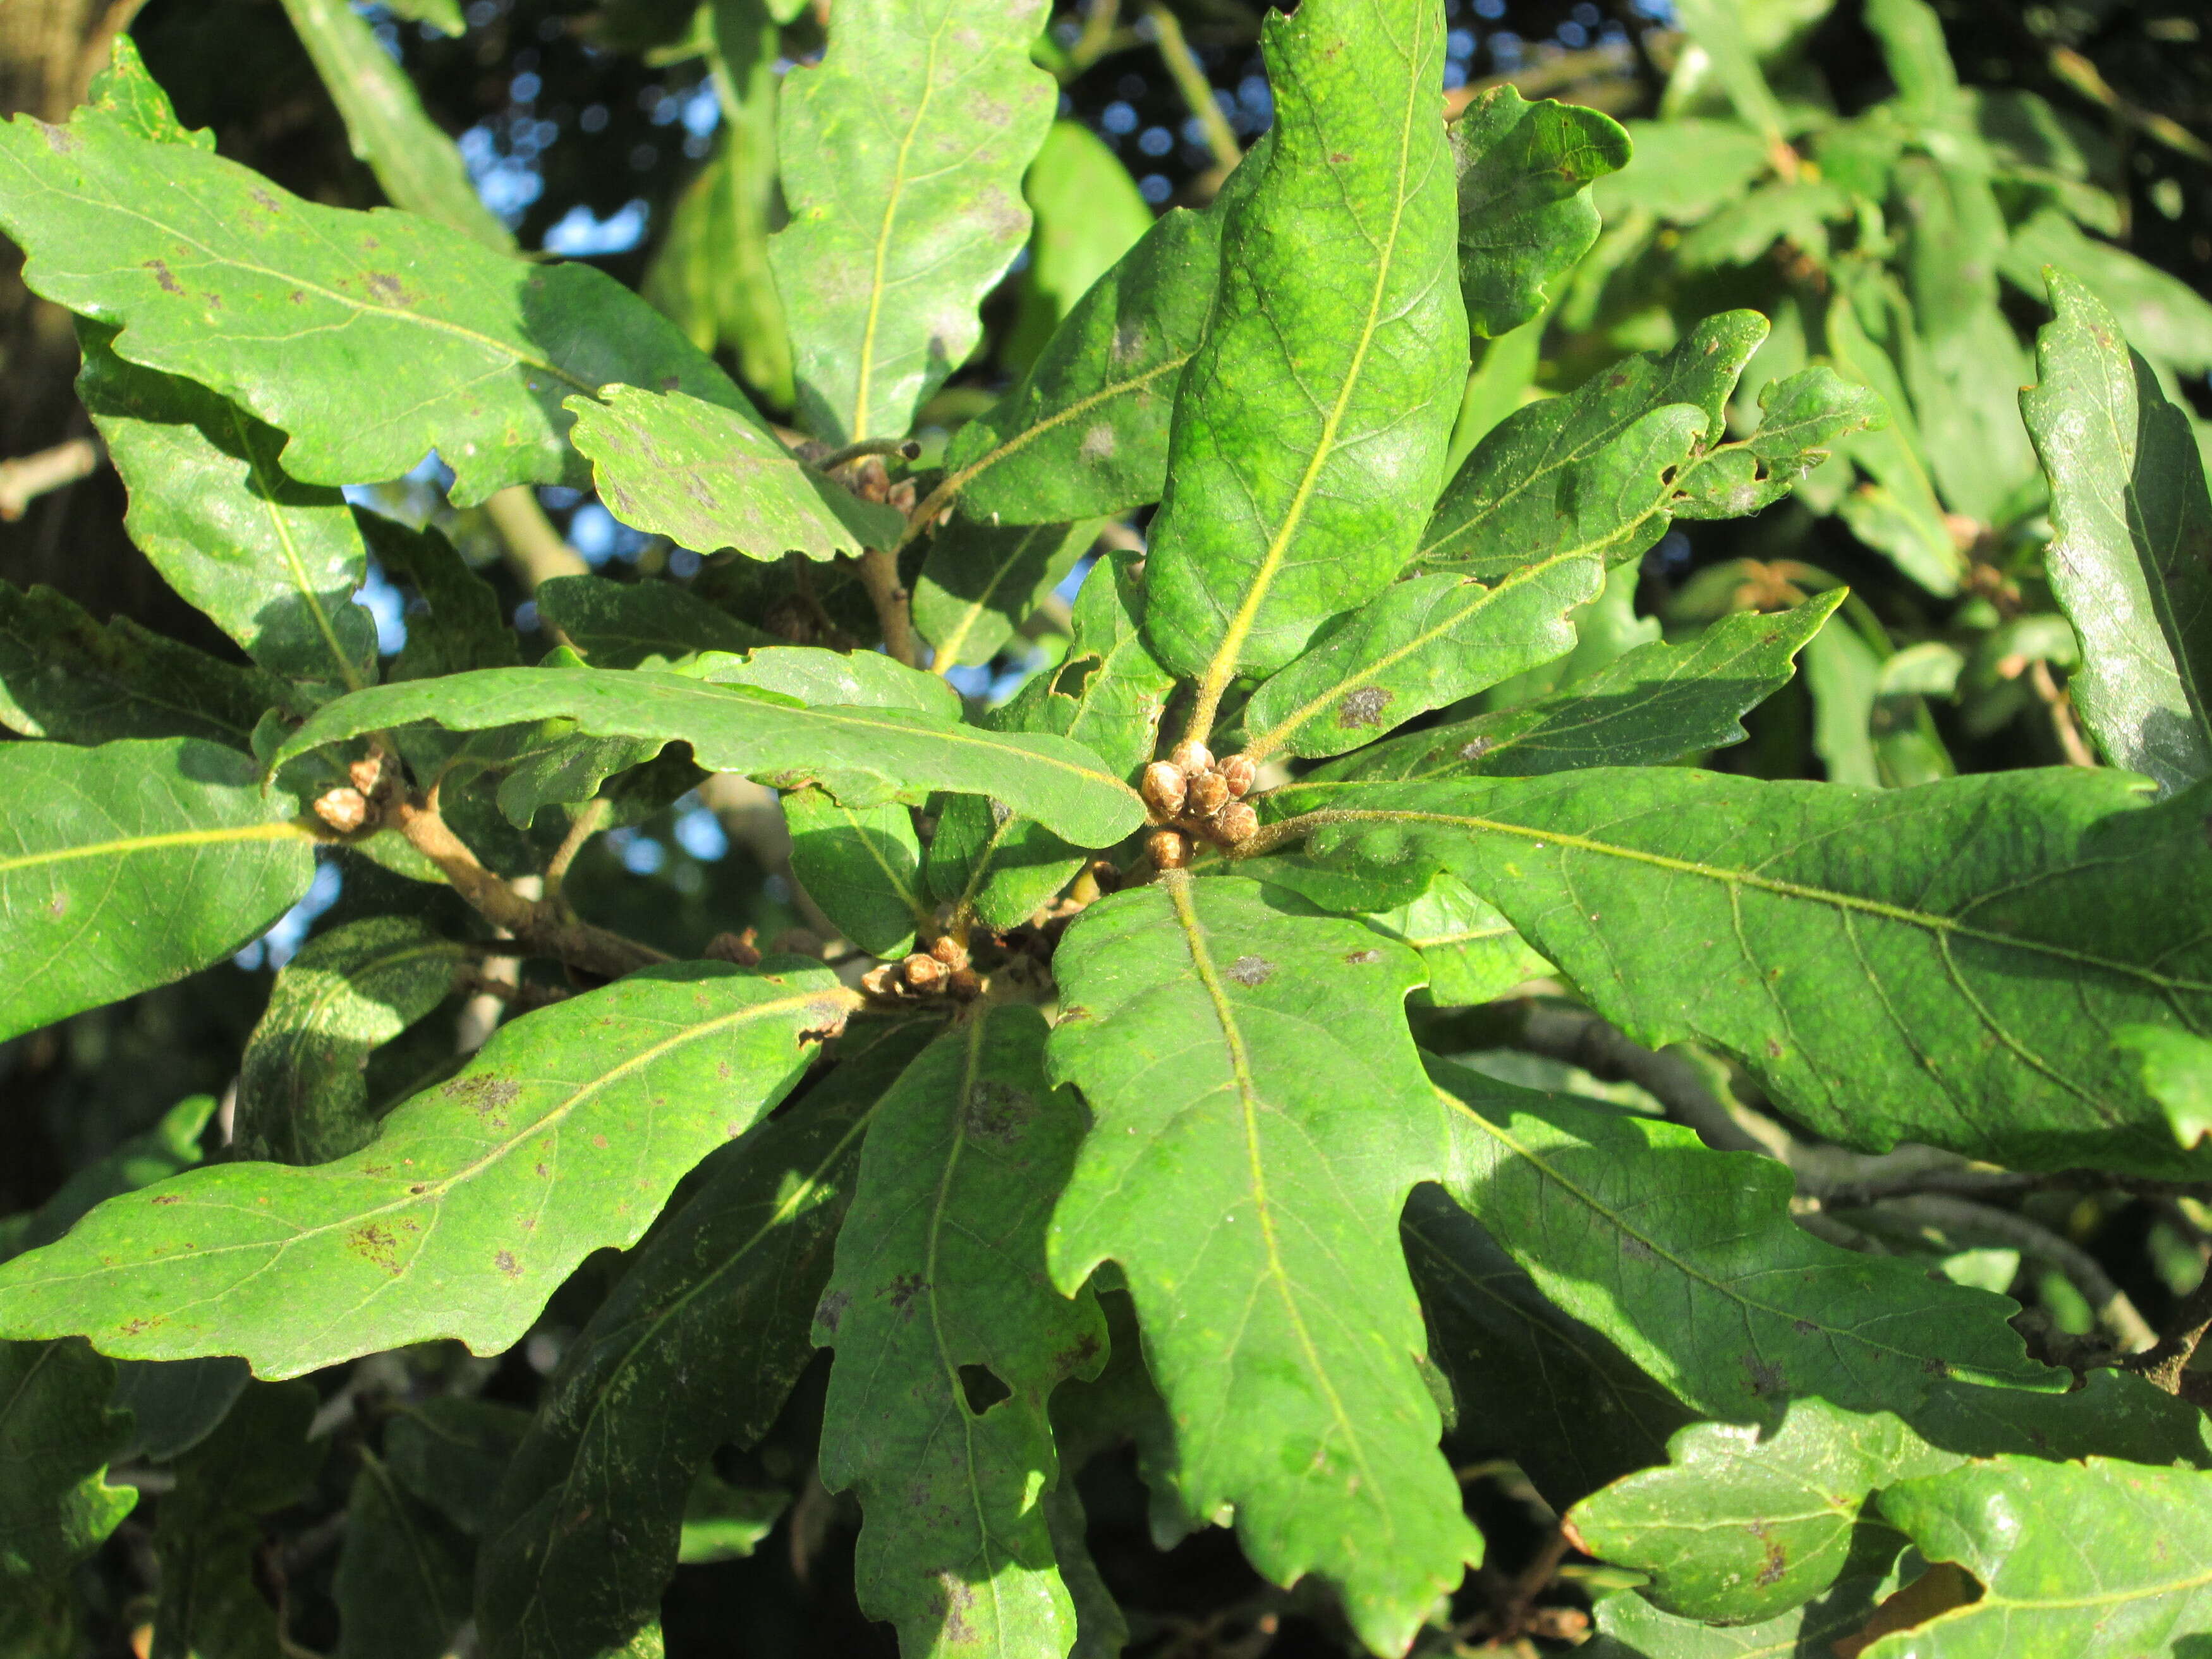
xmin=1189 ymin=14 xmax=1435 ymax=724
xmin=0 ymin=819 xmax=316 ymax=876
xmin=850 ymin=6 xmax=953 ymax=441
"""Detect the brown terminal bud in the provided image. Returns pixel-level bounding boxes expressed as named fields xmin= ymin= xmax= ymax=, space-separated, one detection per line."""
xmin=1187 ymin=770 xmax=1231 ymax=817
xmin=1214 ymin=801 xmax=1259 ymax=847
xmin=1139 ymin=761 xmax=1188 ymax=820
xmin=313 ymin=786 xmax=368 ymax=834
xmin=705 ymin=928 xmax=762 ymax=967
xmin=901 ymin=952 xmax=947 ymax=993
xmin=860 ymin=963 xmax=903 ymax=999
xmin=929 ymin=934 xmax=969 ymax=971
xmin=947 ymin=966 xmax=982 ymax=1002
xmin=1169 ymin=738 xmax=1214 ymax=778
xmin=348 ymin=753 xmax=385 ymax=798
xmin=1219 ymin=754 xmax=1258 ymax=798
xmin=1146 ymin=827 xmax=1193 ymax=870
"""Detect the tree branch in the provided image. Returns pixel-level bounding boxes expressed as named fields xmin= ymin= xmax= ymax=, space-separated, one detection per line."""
xmin=483 ymin=484 xmax=586 ymax=593
xmin=853 ymin=545 xmax=920 ymax=667
xmin=0 ymin=435 xmax=99 ymax=520
xmin=1143 ymin=3 xmax=1240 ymax=179
xmin=2124 ymin=1271 xmax=2212 ymax=1394
xmin=392 ymin=794 xmax=667 ymax=981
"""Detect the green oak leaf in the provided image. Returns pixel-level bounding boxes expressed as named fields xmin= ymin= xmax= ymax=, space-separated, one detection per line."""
xmin=111 ymin=1356 xmax=252 ymax=1465
xmin=0 ymin=961 xmax=859 ymax=1376
xmin=565 ymin=384 xmax=904 ymax=561
xmin=915 ymin=518 xmax=1095 ymax=669
xmin=0 ymin=738 xmax=318 ymax=1045
xmin=335 ymin=1452 xmax=474 ymax=1659
xmin=478 ymin=1021 xmax=935 ymax=1659
xmin=1576 ymin=1381 xmax=2212 ymax=1629
xmin=269 ymin=665 xmax=1143 ymax=846
xmin=0 ymin=580 xmax=286 ymax=746
xmin=1403 ymin=1186 xmax=1694 ymax=1510
xmin=1869 ymin=1457 xmax=2212 ymax=1655
xmin=818 ymin=1004 xmax=1105 ymax=1659
xmin=0 ymin=1339 xmax=137 ymax=1580
xmin=1237 ymin=408 xmax=1684 ymax=758
xmin=387 ymin=1397 xmax=530 ymax=1538
xmin=534 ymin=574 xmax=774 ymax=668
xmin=784 ymin=786 xmax=930 ymax=958
xmin=2115 ymin=1024 xmax=2212 ymax=1149
xmin=358 ymin=513 xmax=521 ymax=681
xmin=1310 ymin=769 xmax=2212 ymax=1176
xmin=770 ymin=0 xmax=1055 ymax=445
xmin=0 ymin=107 xmax=743 ymax=504
xmin=1428 ymin=1059 xmax=2051 ymax=1423
xmin=691 ymin=643 xmax=963 ymax=717
xmin=1583 ymin=1576 xmax=1897 ymax=1658
xmin=1418 ymin=312 xmax=1766 ymax=575
xmin=1143 ymin=0 xmax=1467 ymax=688
xmin=925 ymin=553 xmax=1172 ymax=930
xmin=1284 ymin=593 xmax=1843 ymax=795
xmin=77 ymin=323 xmax=376 ymax=691
xmin=234 ymin=917 xmax=475 ymax=1166
xmin=1670 ymin=368 xmax=1888 ymax=522
xmin=1359 ymin=873 xmax=1548 ymax=1006
xmin=2002 ymin=207 xmax=2212 ymax=379
xmin=279 ymin=0 xmax=514 ymax=250
xmin=1594 ymin=118 xmax=1769 ymax=221
xmin=939 ymin=202 xmax=1224 ymax=527
xmin=1047 ymin=874 xmax=1478 ymax=1655
xmin=151 ymin=1382 xmax=325 ymax=1659
xmin=85 ymin=34 xmax=211 ymax=151
xmin=1005 ymin=120 xmax=1153 ymax=373
xmin=2022 ymin=269 xmax=2212 ymax=793
xmin=1450 ymin=85 xmax=1629 ymax=337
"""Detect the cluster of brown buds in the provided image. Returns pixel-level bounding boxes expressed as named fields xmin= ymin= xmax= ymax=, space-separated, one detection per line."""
xmin=861 ymin=933 xmax=981 ymax=1003
xmin=1141 ymin=739 xmax=1258 ymax=869
xmin=312 ymin=752 xmax=396 ymax=836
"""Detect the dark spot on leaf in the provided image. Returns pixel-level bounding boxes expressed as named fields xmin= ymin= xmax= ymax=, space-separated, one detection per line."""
xmin=1792 ymin=1319 xmax=1818 ymax=1335
xmin=1459 ymin=736 xmax=1493 ymax=762
xmin=964 ymin=1078 xmax=1036 ymax=1145
xmin=151 ymin=1194 xmax=182 ymax=1206
xmin=1059 ymin=1005 xmax=1090 ymax=1024
xmin=1742 ymin=1353 xmax=1785 ymax=1395
xmin=717 ymin=1060 xmax=732 ymax=1079
xmin=288 ymin=289 xmax=305 ymax=305
xmin=535 ymin=1163 xmax=549 ymax=1178
xmin=251 ymin=188 xmax=278 ymax=211
xmin=494 ymin=1250 xmax=520 ymax=1278
xmin=361 ymin=1164 xmax=391 ymax=1177
xmin=1922 ymin=1356 xmax=1950 ymax=1378
xmin=817 ymin=1289 xmax=851 ymax=1334
xmin=348 ymin=1224 xmax=402 ymax=1276
xmin=1227 ymin=955 xmax=1272 ymax=987
xmin=1060 ymin=1332 xmax=1102 ymax=1371
xmin=1621 ymin=1235 xmax=1655 ymax=1261
xmin=144 ymin=258 xmax=183 ymax=295
xmin=592 ymin=1134 xmax=609 ymax=1149
xmin=364 ymin=272 xmax=408 ymax=305
xmin=1344 ymin=948 xmax=1383 ymax=965
xmin=410 ymin=1183 xmax=430 ymax=1195
xmin=940 ymin=1578 xmax=975 ymax=1643
xmin=39 ymin=120 xmax=80 ymax=154
xmin=45 ymin=891 xmax=66 ymax=919
xmin=957 ymin=1363 xmax=1012 ymax=1415
xmin=1754 ymin=1534 xmax=1787 ymax=1588
xmin=1337 ymin=685 xmax=1394 ymax=728
xmin=887 ymin=1272 xmax=927 ymax=1316
xmin=362 ymin=236 xmax=380 ymax=250
xmin=1766 ymin=1038 xmax=1785 ymax=1059
xmin=660 ymin=375 xmax=680 ymax=391
xmin=444 ymin=1075 xmax=521 ymax=1116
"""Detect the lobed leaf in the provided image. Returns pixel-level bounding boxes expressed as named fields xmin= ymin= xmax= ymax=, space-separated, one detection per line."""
xmin=234 ymin=916 xmax=475 ymax=1166
xmin=1450 ymin=85 xmax=1629 ymax=338
xmin=78 ymin=324 xmax=376 ymax=691
xmin=1047 ymin=875 xmax=1477 ymax=1655
xmin=818 ymin=1005 xmax=1105 ymax=1658
xmin=1419 ymin=313 xmax=1765 ymax=576
xmin=1869 ymin=1457 xmax=2212 ymax=1655
xmin=770 ymin=0 xmax=1055 ymax=445
xmin=1236 ymin=403 xmax=1689 ymax=760
xmin=2003 ymin=208 xmax=2212 ymax=378
xmin=1143 ymin=0 xmax=1468 ymax=687
xmin=0 ymin=580 xmax=285 ymax=747
xmin=939 ymin=203 xmax=1224 ymax=527
xmin=2022 ymin=269 xmax=2212 ymax=793
xmin=0 ymin=106 xmax=742 ymax=504
xmin=565 ymin=384 xmax=904 ymax=562
xmin=478 ymin=1021 xmax=935 ymax=1659
xmin=1582 ymin=1576 xmax=1898 ymax=1658
xmin=1310 ymin=768 xmax=2212 ymax=1175
xmin=1283 ymin=593 xmax=1842 ymax=795
xmin=0 ymin=738 xmax=317 ymax=1045
xmin=1358 ymin=873 xmax=1549 ymax=1007
xmin=0 ymin=962 xmax=858 ymax=1376
xmin=1428 ymin=1060 xmax=2050 ymax=1426
xmin=1576 ymin=1381 xmax=2212 ymax=1629
xmin=268 ymin=664 xmax=1145 ymax=848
